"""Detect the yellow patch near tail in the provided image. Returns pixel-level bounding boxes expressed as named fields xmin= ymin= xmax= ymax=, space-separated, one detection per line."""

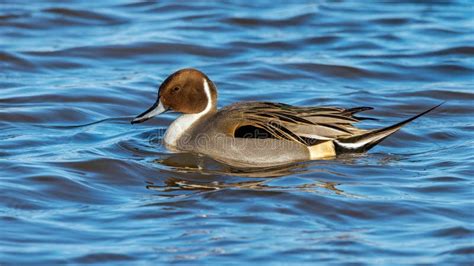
xmin=308 ymin=141 xmax=336 ymax=160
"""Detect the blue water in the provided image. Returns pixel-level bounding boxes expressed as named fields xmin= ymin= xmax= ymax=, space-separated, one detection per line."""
xmin=1 ymin=1 xmax=473 ymax=264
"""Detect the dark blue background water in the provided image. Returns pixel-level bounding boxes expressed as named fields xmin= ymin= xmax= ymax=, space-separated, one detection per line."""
xmin=1 ymin=1 xmax=473 ymax=264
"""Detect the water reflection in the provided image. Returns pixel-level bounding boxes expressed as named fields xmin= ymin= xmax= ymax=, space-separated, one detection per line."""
xmin=155 ymin=152 xmax=312 ymax=177
xmin=147 ymin=153 xmax=365 ymax=199
xmin=146 ymin=175 xmax=363 ymax=199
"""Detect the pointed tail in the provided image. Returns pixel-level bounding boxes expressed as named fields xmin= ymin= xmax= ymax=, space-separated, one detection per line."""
xmin=335 ymin=102 xmax=444 ymax=152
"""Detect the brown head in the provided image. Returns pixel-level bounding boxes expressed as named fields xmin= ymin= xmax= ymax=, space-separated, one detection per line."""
xmin=131 ymin=68 xmax=218 ymax=124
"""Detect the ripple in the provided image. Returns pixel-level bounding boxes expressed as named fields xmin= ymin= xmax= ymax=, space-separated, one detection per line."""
xmin=23 ymin=41 xmax=238 ymax=60
xmin=72 ymin=253 xmax=135 ymax=264
xmin=43 ymin=8 xmax=127 ymax=26
xmin=370 ymin=17 xmax=412 ymax=26
xmin=287 ymin=62 xmax=391 ymax=79
xmin=0 ymin=51 xmax=36 ymax=71
xmin=302 ymin=35 xmax=341 ymax=45
xmin=228 ymin=40 xmax=297 ymax=50
xmin=390 ymin=89 xmax=474 ymax=102
xmin=424 ymin=46 xmax=474 ymax=56
xmin=430 ymin=226 xmax=473 ymax=238
xmin=222 ymin=13 xmax=314 ymax=27
xmin=25 ymin=174 xmax=111 ymax=204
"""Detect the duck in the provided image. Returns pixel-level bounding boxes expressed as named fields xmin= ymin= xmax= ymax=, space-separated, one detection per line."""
xmin=131 ymin=68 xmax=441 ymax=167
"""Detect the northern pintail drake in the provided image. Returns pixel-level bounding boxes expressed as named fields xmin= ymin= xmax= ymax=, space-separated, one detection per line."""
xmin=132 ymin=68 xmax=441 ymax=167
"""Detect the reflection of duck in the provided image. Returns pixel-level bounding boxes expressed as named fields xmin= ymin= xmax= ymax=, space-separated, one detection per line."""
xmin=155 ymin=152 xmax=310 ymax=178
xmin=132 ymin=68 xmax=441 ymax=167
xmin=149 ymin=152 xmax=366 ymax=198
xmin=146 ymin=175 xmax=361 ymax=199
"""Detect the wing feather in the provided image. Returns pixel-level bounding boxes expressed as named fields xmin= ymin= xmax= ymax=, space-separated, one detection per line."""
xmin=212 ymin=102 xmax=372 ymax=145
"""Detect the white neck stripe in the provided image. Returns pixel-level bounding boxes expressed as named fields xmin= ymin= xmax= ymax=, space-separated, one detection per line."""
xmin=201 ymin=78 xmax=213 ymax=113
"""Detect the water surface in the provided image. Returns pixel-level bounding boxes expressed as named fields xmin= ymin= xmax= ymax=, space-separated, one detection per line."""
xmin=1 ymin=1 xmax=473 ymax=264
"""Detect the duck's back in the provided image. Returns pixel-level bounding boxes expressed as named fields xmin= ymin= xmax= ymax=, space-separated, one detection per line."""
xmin=201 ymin=101 xmax=369 ymax=143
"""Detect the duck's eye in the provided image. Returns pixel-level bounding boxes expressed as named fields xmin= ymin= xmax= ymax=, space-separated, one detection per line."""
xmin=172 ymin=87 xmax=180 ymax=93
